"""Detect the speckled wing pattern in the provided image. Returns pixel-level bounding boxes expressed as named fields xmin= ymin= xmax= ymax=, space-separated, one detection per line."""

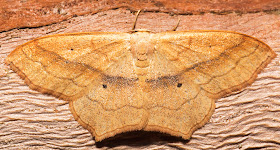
xmin=142 ymin=31 xmax=276 ymax=139
xmin=5 ymin=31 xmax=276 ymax=141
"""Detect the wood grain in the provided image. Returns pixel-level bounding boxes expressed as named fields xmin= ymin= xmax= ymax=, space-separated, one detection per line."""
xmin=0 ymin=0 xmax=279 ymax=32
xmin=0 ymin=9 xmax=279 ymax=149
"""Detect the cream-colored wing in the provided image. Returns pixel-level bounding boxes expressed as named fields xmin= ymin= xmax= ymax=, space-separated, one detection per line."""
xmin=5 ymin=32 xmax=147 ymax=141
xmin=143 ymin=31 xmax=276 ymax=139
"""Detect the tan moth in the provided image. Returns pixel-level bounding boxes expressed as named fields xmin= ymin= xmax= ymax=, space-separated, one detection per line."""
xmin=5 ymin=10 xmax=276 ymax=141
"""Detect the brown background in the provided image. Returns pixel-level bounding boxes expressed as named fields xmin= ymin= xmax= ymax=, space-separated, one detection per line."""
xmin=0 ymin=0 xmax=280 ymax=149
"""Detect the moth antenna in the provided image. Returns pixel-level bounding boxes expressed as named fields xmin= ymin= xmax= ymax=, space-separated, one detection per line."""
xmin=132 ymin=10 xmax=142 ymax=30
xmin=171 ymin=18 xmax=181 ymax=31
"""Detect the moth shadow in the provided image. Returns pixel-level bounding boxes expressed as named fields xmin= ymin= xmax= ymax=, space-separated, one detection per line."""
xmin=95 ymin=131 xmax=188 ymax=148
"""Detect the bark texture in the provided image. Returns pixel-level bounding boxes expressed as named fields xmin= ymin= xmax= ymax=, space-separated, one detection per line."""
xmin=0 ymin=2 xmax=280 ymax=150
xmin=0 ymin=0 xmax=279 ymax=32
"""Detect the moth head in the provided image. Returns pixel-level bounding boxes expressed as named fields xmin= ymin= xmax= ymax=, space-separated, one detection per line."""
xmin=129 ymin=29 xmax=151 ymax=33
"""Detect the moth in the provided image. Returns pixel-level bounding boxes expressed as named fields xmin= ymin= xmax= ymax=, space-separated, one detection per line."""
xmin=5 ymin=10 xmax=276 ymax=141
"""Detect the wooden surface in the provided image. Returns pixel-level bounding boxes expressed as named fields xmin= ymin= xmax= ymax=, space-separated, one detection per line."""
xmin=1 ymin=0 xmax=279 ymax=32
xmin=1 ymin=8 xmax=280 ymax=149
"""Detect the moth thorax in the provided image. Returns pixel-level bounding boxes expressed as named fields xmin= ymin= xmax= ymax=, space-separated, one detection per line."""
xmin=131 ymin=33 xmax=153 ymax=75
